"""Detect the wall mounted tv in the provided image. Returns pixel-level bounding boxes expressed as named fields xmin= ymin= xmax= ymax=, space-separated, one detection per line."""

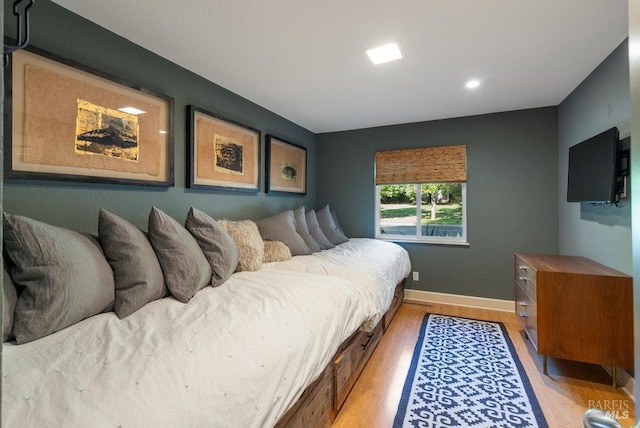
xmin=567 ymin=127 xmax=620 ymax=204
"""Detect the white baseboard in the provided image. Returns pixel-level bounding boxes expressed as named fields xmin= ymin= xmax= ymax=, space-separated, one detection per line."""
xmin=404 ymin=289 xmax=514 ymax=312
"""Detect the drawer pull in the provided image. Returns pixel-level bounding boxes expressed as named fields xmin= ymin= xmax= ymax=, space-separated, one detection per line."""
xmin=361 ymin=333 xmax=375 ymax=350
xmin=519 ymin=302 xmax=528 ymax=307
xmin=518 ymin=265 xmax=528 ymax=271
xmin=518 ymin=276 xmax=527 ymax=282
xmin=518 ymin=312 xmax=529 ymax=318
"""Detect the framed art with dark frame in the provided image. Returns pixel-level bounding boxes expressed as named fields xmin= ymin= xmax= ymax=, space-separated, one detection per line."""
xmin=187 ymin=105 xmax=261 ymax=192
xmin=265 ymin=134 xmax=307 ymax=195
xmin=4 ymin=44 xmax=174 ymax=186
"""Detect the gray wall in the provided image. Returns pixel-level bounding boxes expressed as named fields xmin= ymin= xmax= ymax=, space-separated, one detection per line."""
xmin=558 ymin=40 xmax=631 ymax=275
xmin=3 ymin=0 xmax=316 ymax=232
xmin=317 ymin=108 xmax=559 ymax=300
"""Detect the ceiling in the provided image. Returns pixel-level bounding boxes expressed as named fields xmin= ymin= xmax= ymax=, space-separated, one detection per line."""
xmin=50 ymin=0 xmax=628 ymax=133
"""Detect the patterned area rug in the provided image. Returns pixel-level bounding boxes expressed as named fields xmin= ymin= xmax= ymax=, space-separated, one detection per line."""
xmin=393 ymin=314 xmax=547 ymax=428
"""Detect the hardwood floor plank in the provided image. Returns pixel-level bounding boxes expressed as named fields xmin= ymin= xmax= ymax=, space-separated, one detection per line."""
xmin=333 ymin=302 xmax=635 ymax=428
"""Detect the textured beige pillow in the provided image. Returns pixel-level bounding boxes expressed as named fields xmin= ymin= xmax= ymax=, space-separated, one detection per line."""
xmin=263 ymin=241 xmax=292 ymax=263
xmin=218 ymin=220 xmax=264 ymax=271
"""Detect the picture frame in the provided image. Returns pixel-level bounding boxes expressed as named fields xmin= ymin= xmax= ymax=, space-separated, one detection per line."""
xmin=265 ymin=134 xmax=307 ymax=195
xmin=4 ymin=45 xmax=174 ymax=186
xmin=187 ymin=105 xmax=261 ymax=192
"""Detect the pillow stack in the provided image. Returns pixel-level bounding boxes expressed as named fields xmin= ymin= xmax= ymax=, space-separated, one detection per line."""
xmin=1 ymin=203 xmax=349 ymax=344
xmin=253 ymin=204 xmax=351 ymax=257
xmin=256 ymin=210 xmax=311 ymax=256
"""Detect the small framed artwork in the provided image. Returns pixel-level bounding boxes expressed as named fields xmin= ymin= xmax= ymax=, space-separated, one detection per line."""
xmin=187 ymin=105 xmax=261 ymax=192
xmin=4 ymin=46 xmax=174 ymax=186
xmin=265 ymin=134 xmax=307 ymax=195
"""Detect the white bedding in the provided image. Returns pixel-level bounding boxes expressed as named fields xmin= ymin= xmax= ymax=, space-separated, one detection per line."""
xmin=264 ymin=238 xmax=411 ymax=329
xmin=2 ymin=269 xmax=375 ymax=428
xmin=2 ymin=238 xmax=411 ymax=427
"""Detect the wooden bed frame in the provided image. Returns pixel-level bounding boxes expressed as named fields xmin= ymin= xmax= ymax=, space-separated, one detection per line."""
xmin=275 ymin=280 xmax=405 ymax=427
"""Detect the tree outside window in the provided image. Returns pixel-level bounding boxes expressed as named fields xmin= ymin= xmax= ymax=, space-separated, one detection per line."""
xmin=376 ymin=182 xmax=466 ymax=243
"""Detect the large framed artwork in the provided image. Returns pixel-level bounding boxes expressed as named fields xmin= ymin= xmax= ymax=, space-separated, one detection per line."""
xmin=187 ymin=105 xmax=261 ymax=192
xmin=4 ymin=46 xmax=174 ymax=186
xmin=265 ymin=134 xmax=307 ymax=195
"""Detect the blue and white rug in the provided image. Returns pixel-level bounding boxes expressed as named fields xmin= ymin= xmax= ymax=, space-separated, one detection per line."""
xmin=393 ymin=314 xmax=547 ymax=428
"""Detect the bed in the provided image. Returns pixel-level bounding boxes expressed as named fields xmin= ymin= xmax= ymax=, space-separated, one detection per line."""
xmin=264 ymin=238 xmax=412 ymax=330
xmin=2 ymin=206 xmax=411 ymax=427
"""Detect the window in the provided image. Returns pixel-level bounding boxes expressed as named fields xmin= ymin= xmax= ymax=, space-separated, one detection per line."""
xmin=374 ymin=145 xmax=468 ymax=245
xmin=375 ymin=183 xmax=467 ymax=243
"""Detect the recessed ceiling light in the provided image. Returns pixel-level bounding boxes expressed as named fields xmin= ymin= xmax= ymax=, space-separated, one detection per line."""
xmin=465 ymin=80 xmax=480 ymax=89
xmin=366 ymin=42 xmax=403 ymax=65
xmin=118 ymin=106 xmax=146 ymax=115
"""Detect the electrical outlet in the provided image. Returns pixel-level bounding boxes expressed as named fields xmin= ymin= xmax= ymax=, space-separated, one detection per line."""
xmin=412 ymin=271 xmax=419 ymax=281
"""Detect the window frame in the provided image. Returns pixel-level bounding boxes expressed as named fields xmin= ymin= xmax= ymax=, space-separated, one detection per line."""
xmin=374 ymin=183 xmax=468 ymax=246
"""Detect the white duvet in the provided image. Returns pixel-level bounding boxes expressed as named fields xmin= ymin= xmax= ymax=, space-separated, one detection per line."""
xmin=2 ymin=239 xmax=411 ymax=427
xmin=264 ymin=238 xmax=411 ymax=329
xmin=3 ymin=269 xmax=374 ymax=427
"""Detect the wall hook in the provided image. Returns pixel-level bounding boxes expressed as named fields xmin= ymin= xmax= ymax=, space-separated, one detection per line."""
xmin=4 ymin=0 xmax=36 ymax=67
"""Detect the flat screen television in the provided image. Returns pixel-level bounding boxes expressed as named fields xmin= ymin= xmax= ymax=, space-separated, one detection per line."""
xmin=567 ymin=127 xmax=619 ymax=203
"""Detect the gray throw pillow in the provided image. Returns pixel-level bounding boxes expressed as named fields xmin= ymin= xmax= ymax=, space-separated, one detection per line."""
xmin=256 ymin=210 xmax=311 ymax=256
xmin=3 ymin=267 xmax=18 ymax=342
xmin=330 ymin=208 xmax=348 ymax=238
xmin=305 ymin=209 xmax=334 ymax=250
xmin=293 ymin=206 xmax=322 ymax=253
xmin=317 ymin=205 xmax=349 ymax=245
xmin=3 ymin=213 xmax=115 ymax=344
xmin=99 ymin=209 xmax=168 ymax=318
xmin=148 ymin=207 xmax=212 ymax=303
xmin=185 ymin=207 xmax=239 ymax=287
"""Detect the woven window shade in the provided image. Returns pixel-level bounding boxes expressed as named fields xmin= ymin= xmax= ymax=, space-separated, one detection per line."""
xmin=375 ymin=145 xmax=467 ymax=185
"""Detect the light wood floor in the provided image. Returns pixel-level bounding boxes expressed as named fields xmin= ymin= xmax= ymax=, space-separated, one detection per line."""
xmin=332 ymin=302 xmax=635 ymax=428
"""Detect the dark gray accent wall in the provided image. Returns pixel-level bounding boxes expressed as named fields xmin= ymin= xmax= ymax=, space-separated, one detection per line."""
xmin=317 ymin=108 xmax=559 ymax=300
xmin=2 ymin=0 xmax=316 ymax=232
xmin=558 ymin=40 xmax=631 ymax=275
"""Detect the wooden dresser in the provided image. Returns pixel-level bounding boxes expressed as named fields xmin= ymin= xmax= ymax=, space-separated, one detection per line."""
xmin=514 ymin=253 xmax=633 ymax=383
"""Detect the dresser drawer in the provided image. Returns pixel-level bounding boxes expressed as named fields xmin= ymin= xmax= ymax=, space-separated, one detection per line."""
xmin=515 ymin=258 xmax=537 ymax=302
xmin=277 ymin=365 xmax=333 ymax=428
xmin=333 ymin=323 xmax=382 ymax=411
xmin=515 ymin=276 xmax=536 ymax=303
xmin=516 ymin=282 xmax=538 ymax=349
xmin=516 ymin=258 xmax=537 ymax=283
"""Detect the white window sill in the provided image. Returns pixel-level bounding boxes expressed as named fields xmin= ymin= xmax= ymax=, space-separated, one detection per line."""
xmin=376 ymin=236 xmax=469 ymax=247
